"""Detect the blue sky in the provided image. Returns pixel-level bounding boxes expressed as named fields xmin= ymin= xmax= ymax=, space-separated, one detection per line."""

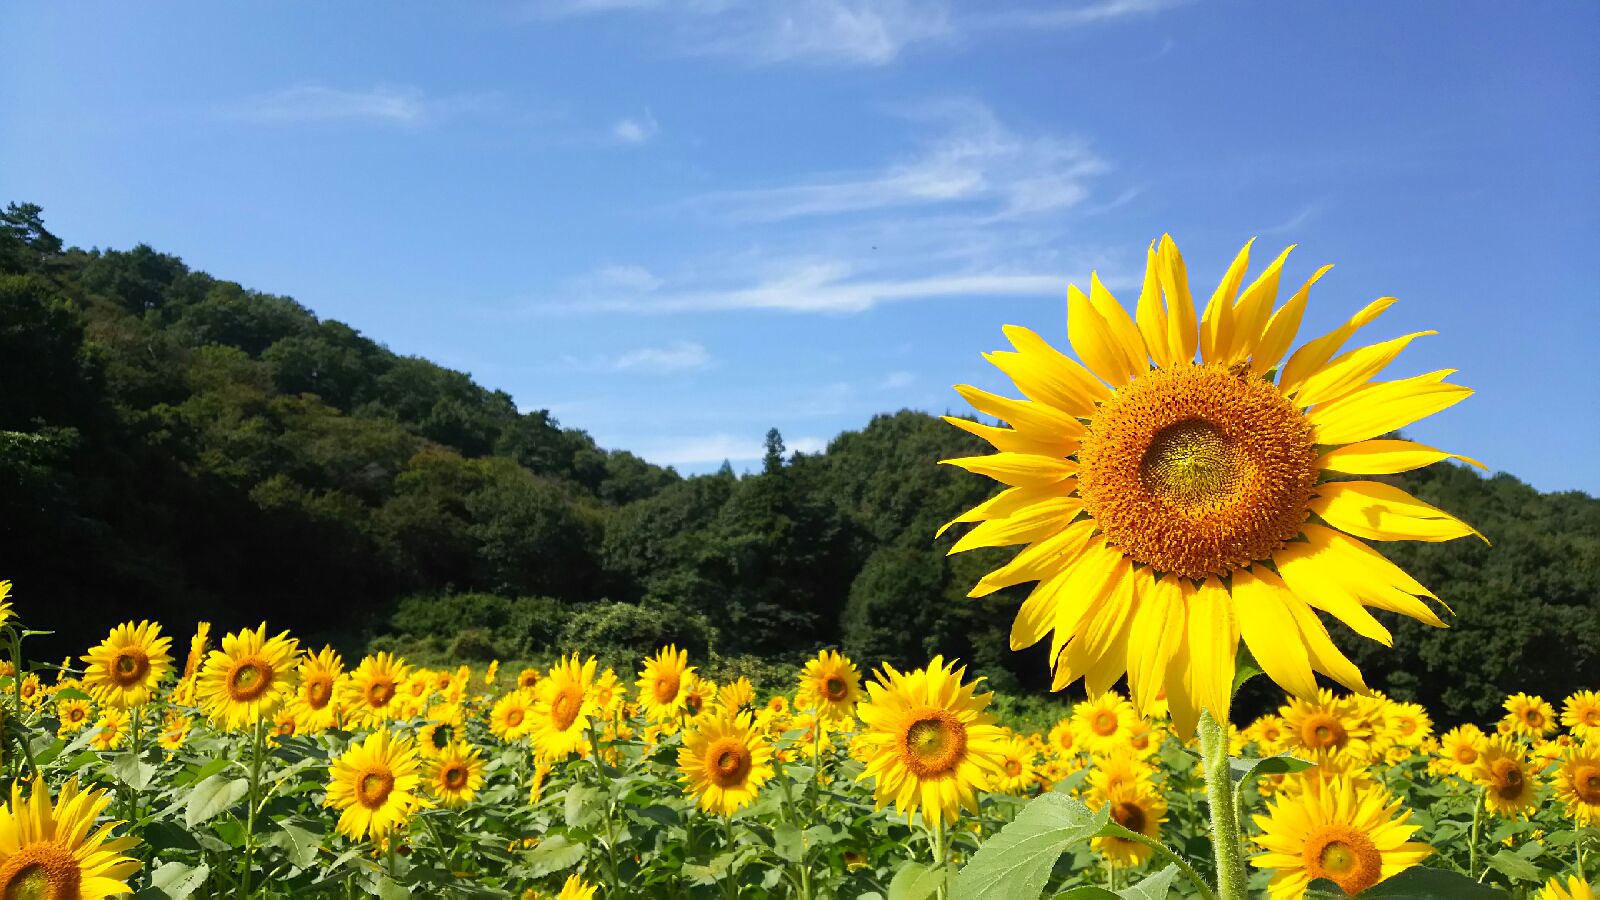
xmin=3 ymin=1 xmax=1596 ymax=493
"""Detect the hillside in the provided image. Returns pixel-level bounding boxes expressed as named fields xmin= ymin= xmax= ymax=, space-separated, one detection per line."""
xmin=2 ymin=202 xmax=1595 ymax=723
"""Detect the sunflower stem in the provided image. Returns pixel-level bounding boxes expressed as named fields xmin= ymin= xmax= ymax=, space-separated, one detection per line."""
xmin=929 ymin=816 xmax=948 ymax=900
xmin=1199 ymin=707 xmax=1248 ymax=900
xmin=586 ymin=722 xmax=622 ymax=886
xmin=723 ymin=812 xmax=739 ymax=900
xmin=238 ymin=717 xmax=265 ymax=899
xmin=1467 ymin=788 xmax=1485 ymax=880
xmin=1114 ymin=830 xmax=1216 ymax=900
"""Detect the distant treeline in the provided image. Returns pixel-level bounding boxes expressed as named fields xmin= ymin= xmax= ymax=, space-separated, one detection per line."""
xmin=2 ymin=202 xmax=1595 ymax=723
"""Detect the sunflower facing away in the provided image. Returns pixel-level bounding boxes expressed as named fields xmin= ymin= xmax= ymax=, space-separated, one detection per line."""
xmin=678 ymin=711 xmax=775 ymax=816
xmin=82 ymin=621 xmax=173 ymax=709
xmin=795 ymin=649 xmax=864 ymax=722
xmin=853 ymin=656 xmax=1006 ymax=828
xmin=1251 ymin=778 xmax=1431 ymax=898
xmin=325 ymin=730 xmax=429 ymax=841
xmin=531 ymin=654 xmax=599 ymax=760
xmin=194 ymin=623 xmax=301 ymax=731
xmin=0 ymin=775 xmax=140 ymax=899
xmin=423 ymin=742 xmax=486 ymax=809
xmin=940 ymin=236 xmax=1481 ymax=732
xmin=637 ymin=645 xmax=695 ymax=722
xmin=0 ymin=581 xmax=14 ymax=631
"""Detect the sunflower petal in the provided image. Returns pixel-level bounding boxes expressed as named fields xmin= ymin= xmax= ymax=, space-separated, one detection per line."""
xmin=993 ymin=324 xmax=1110 ymax=415
xmin=1200 ymin=239 xmax=1252 ymax=363
xmin=1047 ymin=541 xmax=1129 ymax=665
xmin=1068 ymin=283 xmax=1140 ymax=385
xmin=1252 ymin=264 xmax=1332 ymax=375
xmin=1057 ymin=560 xmax=1137 ymax=696
xmin=1311 ymin=481 xmax=1485 ymax=543
xmin=1279 ymin=592 xmax=1370 ymax=694
xmin=1225 ymin=243 xmax=1294 ymax=365
xmin=939 ymin=452 xmax=1077 ymax=487
xmin=936 ymin=484 xmax=1066 ymax=538
xmin=1156 ymin=235 xmax=1198 ymax=363
xmin=1284 ymin=524 xmax=1449 ymax=628
xmin=1293 ymin=330 xmax=1437 ymax=408
xmin=1232 ymin=567 xmax=1318 ymax=700
xmin=1275 ymin=539 xmax=1396 ymax=646
xmin=953 ymin=385 xmax=1087 ymax=441
xmin=1134 ymin=242 xmax=1174 ymax=369
xmin=1307 ymin=371 xmax=1472 ymax=445
xmin=968 ymin=518 xmax=1099 ymax=598
xmin=1315 ymin=439 xmax=1486 ymax=475
xmin=1278 ymin=295 xmax=1398 ymax=395
xmin=1187 ymin=576 xmax=1238 ymax=721
xmin=1125 ymin=570 xmax=1185 ymax=715
xmin=1090 ymin=272 xmax=1150 ymax=376
xmin=948 ymin=496 xmax=1082 ymax=554
xmin=940 ymin=415 xmax=1079 ymax=457
xmin=1011 ymin=569 xmax=1070 ymax=650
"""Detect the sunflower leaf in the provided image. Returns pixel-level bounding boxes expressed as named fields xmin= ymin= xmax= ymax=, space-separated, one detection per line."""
xmin=890 ymin=860 xmax=951 ymax=900
xmin=1228 ymin=752 xmax=1316 ymax=787
xmin=1484 ymin=849 xmax=1542 ymax=884
xmin=184 ymin=774 xmax=249 ymax=828
xmin=1231 ymin=644 xmax=1264 ymax=697
xmin=951 ymin=792 xmax=1108 ymax=900
xmin=1361 ymin=866 xmax=1513 ymax=897
xmin=146 ymin=861 xmax=210 ymax=900
xmin=1115 ymin=864 xmax=1181 ymax=899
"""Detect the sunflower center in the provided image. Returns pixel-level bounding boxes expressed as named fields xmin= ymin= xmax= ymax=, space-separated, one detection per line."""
xmin=305 ymin=676 xmax=332 ymax=709
xmin=505 ymin=709 xmax=525 ymax=728
xmin=1004 ymin=758 xmax=1023 ymax=777
xmin=1493 ymin=760 xmax=1525 ymax=799
xmin=1453 ymin=745 xmax=1479 ymax=765
xmin=1573 ymin=765 xmax=1600 ymax=803
xmin=653 ymin=674 xmax=681 ymax=704
xmin=110 ymin=649 xmax=149 ymax=687
xmin=1302 ymin=714 xmax=1347 ymax=750
xmin=900 ymin=710 xmax=968 ymax=778
xmin=1524 ymin=710 xmax=1545 ymax=728
xmin=706 ymin=738 xmax=752 ymax=788
xmin=443 ymin=764 xmax=468 ymax=789
xmin=0 ymin=842 xmax=83 ymax=900
xmin=824 ymin=677 xmax=848 ymax=701
xmin=1110 ymin=800 xmax=1146 ymax=834
xmin=1092 ymin=711 xmax=1119 ymax=736
xmin=1304 ymin=825 xmax=1383 ymax=895
xmin=1397 ymin=718 xmax=1417 ymax=736
xmin=366 ymin=679 xmax=396 ymax=707
xmin=226 ymin=657 xmax=273 ymax=702
xmin=67 ymin=708 xmax=85 ymax=723
xmin=1583 ymin=708 xmax=1600 ymax=726
xmin=1077 ymin=364 xmax=1317 ymax=579
xmin=551 ymin=687 xmax=582 ymax=732
xmin=357 ymin=769 xmax=395 ymax=808
xmin=685 ymin=694 xmax=703 ymax=716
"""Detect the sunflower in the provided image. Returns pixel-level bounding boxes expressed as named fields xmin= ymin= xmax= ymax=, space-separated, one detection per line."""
xmin=1247 ymin=714 xmax=1290 ymax=755
xmin=517 ymin=668 xmax=541 ymax=691
xmin=993 ymin=733 xmax=1038 ymax=795
xmin=1281 ymin=690 xmax=1373 ymax=762
xmin=325 ymin=730 xmax=429 ymax=841
xmin=796 ymin=650 xmax=864 ymax=722
xmin=423 ymin=742 xmax=486 ymax=809
xmin=1553 ymin=744 xmax=1600 ymax=825
xmin=158 ymin=711 xmax=193 ymax=752
xmin=339 ymin=652 xmax=412 ymax=730
xmin=1562 ymin=691 xmax=1600 ymax=743
xmin=681 ymin=675 xmax=714 ymax=724
xmin=1383 ymin=702 xmax=1432 ymax=749
xmin=81 ymin=620 xmax=173 ymax=708
xmin=194 ymin=623 xmax=301 ymax=731
xmin=1504 ymin=693 xmax=1558 ymax=739
xmin=490 ymin=691 xmax=536 ymax=742
xmin=941 ymin=236 xmax=1478 ymax=731
xmin=1251 ymin=778 xmax=1431 ymax=898
xmin=1086 ymin=748 xmax=1157 ymax=800
xmin=530 ymin=654 xmax=598 ymax=760
xmin=678 ymin=711 xmax=775 ymax=816
xmin=289 ymin=646 xmax=343 ymax=733
xmin=637 ymin=645 xmax=695 ymax=721
xmin=182 ymin=621 xmax=211 ymax=683
xmin=1046 ymin=717 xmax=1081 ymax=758
xmin=591 ymin=668 xmax=624 ymax=719
xmin=91 ymin=709 xmax=129 ymax=751
xmin=419 ymin=715 xmax=465 ymax=758
xmin=1538 ymin=876 xmax=1597 ymax=900
xmin=57 ymin=698 xmax=92 ymax=735
xmin=528 ymin=759 xmax=554 ymax=806
xmin=717 ymin=677 xmax=757 ymax=718
xmin=1472 ymin=736 xmax=1540 ymax=819
xmin=17 ymin=674 xmax=42 ymax=710
xmin=554 ymin=874 xmax=598 ymax=900
xmin=853 ymin=656 xmax=1006 ymax=828
xmin=1438 ymin=724 xmax=1487 ymax=776
xmin=0 ymin=580 xmax=12 ymax=630
xmin=1090 ymin=782 xmax=1169 ymax=868
xmin=1072 ymin=692 xmax=1139 ymax=756
xmin=0 ymin=775 xmax=139 ymax=899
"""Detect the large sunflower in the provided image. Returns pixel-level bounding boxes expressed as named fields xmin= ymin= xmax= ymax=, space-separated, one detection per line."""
xmin=636 ymin=645 xmax=694 ymax=722
xmin=1539 ymin=876 xmax=1597 ymax=900
xmin=853 ymin=656 xmax=1006 ymax=828
xmin=1562 ymin=691 xmax=1600 ymax=743
xmin=338 ymin=652 xmax=412 ymax=731
xmin=194 ymin=623 xmax=301 ymax=731
xmin=795 ymin=649 xmax=864 ymax=722
xmin=678 ymin=711 xmax=775 ymax=816
xmin=1251 ymin=778 xmax=1431 ymax=898
xmin=325 ymin=730 xmax=429 ymax=841
xmin=941 ymin=237 xmax=1479 ymax=731
xmin=81 ymin=621 xmax=173 ymax=708
xmin=289 ymin=646 xmax=343 ymax=734
xmin=423 ymin=742 xmax=486 ymax=809
xmin=530 ymin=654 xmax=598 ymax=760
xmin=0 ymin=776 xmax=140 ymax=899
xmin=1553 ymin=744 xmax=1600 ymax=826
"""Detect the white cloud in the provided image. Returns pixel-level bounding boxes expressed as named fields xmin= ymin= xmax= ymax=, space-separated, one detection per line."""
xmin=611 ymin=112 xmax=659 ymax=144
xmin=601 ymin=340 xmax=712 ymax=373
xmin=231 ymin=84 xmax=434 ymax=126
xmin=631 ymin=432 xmax=827 ymax=466
xmin=590 ymin=264 xmax=663 ymax=292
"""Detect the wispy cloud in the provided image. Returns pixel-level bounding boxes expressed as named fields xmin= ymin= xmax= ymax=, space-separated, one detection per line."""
xmin=611 ymin=112 xmax=659 ymax=144
xmin=630 ymin=432 xmax=828 ymax=466
xmin=230 ymin=84 xmax=441 ymax=126
xmin=692 ymin=100 xmax=1108 ymax=222
xmin=596 ymin=340 xmax=713 ymax=373
xmin=966 ymin=0 xmax=1187 ymax=30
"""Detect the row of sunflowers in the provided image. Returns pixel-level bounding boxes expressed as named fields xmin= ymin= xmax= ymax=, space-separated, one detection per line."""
xmin=0 ymin=580 xmax=1593 ymax=899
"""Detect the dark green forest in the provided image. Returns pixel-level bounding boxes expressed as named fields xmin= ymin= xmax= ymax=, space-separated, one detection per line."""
xmin=2 ymin=203 xmax=1595 ymax=724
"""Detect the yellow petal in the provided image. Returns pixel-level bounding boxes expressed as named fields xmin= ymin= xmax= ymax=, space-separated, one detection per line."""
xmin=968 ymin=518 xmax=1098 ymax=598
xmin=1223 ymin=243 xmax=1294 ymax=365
xmin=1199 ymin=239 xmax=1252 ymax=363
xmin=1156 ymin=235 xmax=1198 ymax=364
xmin=1251 ymin=264 xmax=1332 ymax=375
xmin=941 ymin=415 xmax=1078 ymax=457
xmin=1278 ymin=295 xmax=1397 ymax=395
xmin=1311 ymin=480 xmax=1485 ymax=543
xmin=1163 ymin=594 xmax=1200 ymax=739
xmin=953 ymin=385 xmax=1086 ymax=442
xmin=1232 ymin=567 xmax=1318 ymax=700
xmin=1134 ymin=242 xmax=1174 ymax=369
xmin=1089 ymin=272 xmax=1149 ymax=377
xmin=1275 ymin=537 xmax=1395 ymax=646
xmin=1067 ymin=283 xmax=1139 ymax=386
xmin=1010 ymin=569 xmax=1069 ymax=650
xmin=1293 ymin=330 xmax=1437 ymax=408
xmin=1298 ymin=524 xmax=1450 ymax=624
xmin=1047 ymin=541 xmax=1129 ymax=665
xmin=1315 ymin=439 xmax=1486 ymax=475
xmin=939 ymin=452 xmax=1077 ymax=488
xmin=1307 ymin=371 xmax=1472 ymax=445
xmin=947 ymin=496 xmax=1082 ymax=554
xmin=1124 ymin=571 xmax=1185 ymax=715
xmin=1056 ymin=560 xmax=1137 ymax=696
xmin=1187 ymin=576 xmax=1238 ymax=722
xmin=935 ymin=484 xmax=1065 ymax=538
xmin=994 ymin=324 xmax=1110 ymax=416
xmin=1279 ymin=591 xmax=1369 ymax=694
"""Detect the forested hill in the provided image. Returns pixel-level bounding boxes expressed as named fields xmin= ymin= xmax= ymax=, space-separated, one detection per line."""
xmin=2 ymin=203 xmax=1595 ymax=723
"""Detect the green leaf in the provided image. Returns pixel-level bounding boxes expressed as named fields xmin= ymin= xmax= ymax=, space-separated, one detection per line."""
xmin=52 ymin=687 xmax=90 ymax=702
xmin=149 ymin=861 xmax=210 ymax=900
xmin=273 ymin=822 xmax=323 ymax=869
xmin=523 ymin=834 xmax=587 ymax=878
xmin=951 ymin=793 xmax=1109 ymax=900
xmin=109 ymin=750 xmax=158 ymax=792
xmin=1229 ymin=753 xmax=1317 ymax=787
xmin=1360 ymin=866 xmax=1513 ymax=897
xmin=1054 ymin=889 xmax=1118 ymax=899
xmin=1232 ymin=644 xmax=1263 ymax=696
xmin=1484 ymin=849 xmax=1542 ymax=884
xmin=1116 ymin=864 xmax=1180 ymax=900
xmin=889 ymin=861 xmax=950 ymax=900
xmin=564 ymin=785 xmax=599 ymax=829
xmin=184 ymin=774 xmax=249 ymax=829
xmin=773 ymin=822 xmax=804 ymax=864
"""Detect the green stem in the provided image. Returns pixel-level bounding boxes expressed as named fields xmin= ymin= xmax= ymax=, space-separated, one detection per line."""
xmin=723 ymin=813 xmax=739 ymax=900
xmin=1113 ymin=830 xmax=1217 ymax=900
xmin=238 ymin=718 xmax=265 ymax=899
xmin=1468 ymin=789 xmax=1485 ymax=880
xmin=1199 ymin=707 xmax=1248 ymax=900
xmin=586 ymin=723 xmax=622 ymax=886
xmin=930 ymin=817 xmax=948 ymax=900
xmin=7 ymin=631 xmax=39 ymax=781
